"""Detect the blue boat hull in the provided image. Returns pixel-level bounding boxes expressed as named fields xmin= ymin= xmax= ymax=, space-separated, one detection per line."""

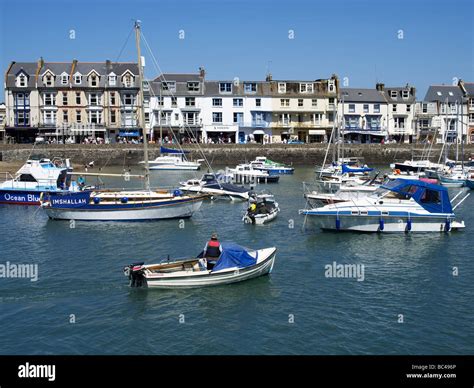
xmin=0 ymin=189 xmax=43 ymax=205
xmin=466 ymin=179 xmax=474 ymax=189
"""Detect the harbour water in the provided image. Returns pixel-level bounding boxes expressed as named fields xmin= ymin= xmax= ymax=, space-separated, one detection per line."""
xmin=0 ymin=166 xmax=473 ymax=355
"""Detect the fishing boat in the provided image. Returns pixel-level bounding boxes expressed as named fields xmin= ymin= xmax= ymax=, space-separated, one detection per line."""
xmin=243 ymin=192 xmax=280 ymax=224
xmin=123 ymin=242 xmax=277 ymax=288
xmin=229 ymin=164 xmax=280 ymax=184
xmin=299 ymin=179 xmax=468 ymax=233
xmin=179 ymin=173 xmax=251 ymax=200
xmin=40 ymin=21 xmax=205 ymax=221
xmin=143 ymin=146 xmax=202 ymax=170
xmin=249 ymin=156 xmax=294 ymax=175
xmin=0 ymin=157 xmax=78 ymax=205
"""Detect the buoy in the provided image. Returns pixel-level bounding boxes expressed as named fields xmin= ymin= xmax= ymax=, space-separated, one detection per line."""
xmin=379 ymin=218 xmax=385 ymax=231
xmin=335 ymin=218 xmax=341 ymax=230
xmin=406 ymin=218 xmax=412 ymax=232
xmin=93 ymin=197 xmax=100 ymax=204
xmin=121 ymin=197 xmax=128 ymax=204
xmin=173 ymin=189 xmax=183 ymax=197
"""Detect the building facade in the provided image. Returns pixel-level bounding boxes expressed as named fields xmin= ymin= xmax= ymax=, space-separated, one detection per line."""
xmin=0 ymin=102 xmax=6 ymax=143
xmin=4 ymin=59 xmax=140 ymax=143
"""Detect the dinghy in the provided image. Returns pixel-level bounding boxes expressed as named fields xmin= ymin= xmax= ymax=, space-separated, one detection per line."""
xmin=243 ymin=192 xmax=280 ymax=224
xmin=123 ymin=242 xmax=277 ymax=288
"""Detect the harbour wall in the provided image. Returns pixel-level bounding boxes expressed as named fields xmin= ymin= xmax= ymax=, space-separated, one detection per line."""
xmin=0 ymin=144 xmax=473 ymax=167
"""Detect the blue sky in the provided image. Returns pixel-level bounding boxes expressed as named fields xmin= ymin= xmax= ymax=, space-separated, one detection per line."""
xmin=0 ymin=0 xmax=472 ymax=98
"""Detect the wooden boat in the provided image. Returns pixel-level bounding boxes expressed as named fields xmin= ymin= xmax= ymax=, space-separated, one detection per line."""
xmin=123 ymin=242 xmax=277 ymax=288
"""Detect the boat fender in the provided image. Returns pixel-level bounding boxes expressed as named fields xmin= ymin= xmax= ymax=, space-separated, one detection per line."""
xmin=406 ymin=218 xmax=412 ymax=232
xmin=335 ymin=218 xmax=341 ymax=231
xmin=173 ymin=189 xmax=183 ymax=197
xmin=445 ymin=219 xmax=451 ymax=232
xmin=93 ymin=197 xmax=101 ymax=204
xmin=379 ymin=218 xmax=385 ymax=231
xmin=121 ymin=197 xmax=128 ymax=204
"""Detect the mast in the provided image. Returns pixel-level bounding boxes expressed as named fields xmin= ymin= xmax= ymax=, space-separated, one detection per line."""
xmin=461 ymin=97 xmax=465 ymax=170
xmin=455 ymin=100 xmax=459 ymax=163
xmin=135 ymin=20 xmax=150 ymax=191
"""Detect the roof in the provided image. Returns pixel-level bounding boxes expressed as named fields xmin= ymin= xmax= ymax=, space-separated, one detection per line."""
xmin=424 ymin=85 xmax=464 ymax=103
xmin=382 ymin=86 xmax=416 ymax=103
xmin=5 ymin=60 xmax=139 ymax=89
xmin=153 ymin=73 xmax=202 ymax=82
xmin=340 ymin=88 xmax=386 ymax=103
xmin=462 ymin=82 xmax=474 ymax=97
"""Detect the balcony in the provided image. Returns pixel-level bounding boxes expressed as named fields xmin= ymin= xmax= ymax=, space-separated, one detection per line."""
xmin=250 ymin=120 xmax=270 ymax=128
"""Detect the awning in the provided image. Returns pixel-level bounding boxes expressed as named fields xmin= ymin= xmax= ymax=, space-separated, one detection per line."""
xmin=309 ymin=130 xmax=326 ymax=135
xmin=119 ymin=131 xmax=140 ymax=137
xmin=253 ymin=130 xmax=265 ymax=135
xmin=71 ymin=127 xmax=106 ymax=132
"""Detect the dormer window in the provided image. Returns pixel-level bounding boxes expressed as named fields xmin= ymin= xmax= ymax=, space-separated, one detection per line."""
xmin=89 ymin=72 xmax=99 ymax=87
xmin=390 ymin=90 xmax=398 ymax=98
xmin=299 ymin=83 xmax=313 ymax=93
xmin=187 ymin=82 xmax=199 ymax=92
xmin=74 ymin=73 xmax=82 ymax=85
xmin=108 ymin=73 xmax=116 ymax=86
xmin=61 ymin=73 xmax=69 ymax=85
xmin=278 ymin=82 xmax=286 ymax=93
xmin=219 ymin=82 xmax=232 ymax=93
xmin=162 ymin=81 xmax=176 ymax=92
xmin=328 ymin=80 xmax=336 ymax=93
xmin=16 ymin=73 xmax=28 ymax=87
xmin=122 ymin=73 xmax=134 ymax=88
xmin=402 ymin=90 xmax=409 ymax=99
xmin=43 ymin=72 xmax=54 ymax=87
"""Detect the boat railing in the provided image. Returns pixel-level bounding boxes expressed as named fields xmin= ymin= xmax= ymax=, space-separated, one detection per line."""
xmin=303 ymin=181 xmax=340 ymax=195
xmin=0 ymin=171 xmax=16 ymax=185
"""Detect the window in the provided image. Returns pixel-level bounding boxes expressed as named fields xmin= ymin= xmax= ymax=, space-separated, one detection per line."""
xmin=402 ymin=90 xmax=409 ymax=99
xmin=363 ymin=104 xmax=369 ymax=113
xmin=233 ymin=98 xmax=243 ymax=107
xmin=312 ymin=113 xmax=322 ymax=125
xmin=312 ymin=99 xmax=318 ymax=107
xmin=16 ymin=93 xmax=30 ymax=105
xmin=233 ymin=112 xmax=243 ymax=124
xmin=110 ymin=110 xmax=116 ymax=124
xmin=108 ymin=74 xmax=116 ymax=86
xmin=89 ymin=94 xmax=99 ymax=106
xmin=123 ymin=74 xmax=134 ymax=88
xmin=469 ymin=98 xmax=474 ymax=109
xmin=76 ymin=110 xmax=82 ymax=123
xmin=421 ymin=189 xmax=440 ymax=204
xmin=44 ymin=74 xmax=54 ymax=87
xmin=61 ymin=74 xmax=69 ymax=85
xmin=43 ymin=111 xmax=56 ymax=124
xmin=175 ymin=113 xmax=179 ymax=121
xmin=44 ymin=93 xmax=56 ymax=106
xmin=183 ymin=112 xmax=197 ymax=125
xmin=469 ymin=113 xmax=474 ymax=123
xmin=89 ymin=111 xmax=102 ymax=124
xmin=256 ymin=98 xmax=261 ymax=107
xmin=374 ymin=104 xmax=380 ymax=113
xmin=212 ymin=112 xmax=222 ymax=123
xmin=89 ymin=75 xmax=98 ymax=87
xmin=110 ymin=92 xmax=116 ymax=105
xmin=62 ymin=92 xmax=68 ymax=106
xmin=219 ymin=82 xmax=232 ymax=93
xmin=279 ymin=113 xmax=290 ymax=125
xmin=419 ymin=119 xmax=429 ymax=129
xmin=280 ymin=99 xmax=290 ymax=107
xmin=161 ymin=81 xmax=176 ymax=92
xmin=62 ymin=110 xmax=68 ymax=123
xmin=348 ymin=104 xmax=355 ymax=113
xmin=156 ymin=97 xmax=163 ymax=106
xmin=74 ymin=74 xmax=82 ymax=84
xmin=17 ymin=111 xmax=30 ymax=126
xmin=244 ymin=83 xmax=257 ymax=93
xmin=328 ymin=112 xmax=334 ymax=123
xmin=392 ymin=104 xmax=397 ymax=113
xmin=394 ymin=117 xmax=405 ymax=129
xmin=422 ymin=103 xmax=428 ymax=113
xmin=299 ymin=83 xmax=313 ymax=93
xmin=298 ymin=99 xmax=304 ymax=107
xmin=390 ymin=90 xmax=397 ymax=98
xmin=171 ymin=97 xmax=177 ymax=107
xmin=144 ymin=112 xmax=150 ymax=124
xmin=254 ymin=112 xmax=264 ymax=124
xmin=187 ymin=82 xmax=199 ymax=92
xmin=17 ymin=74 xmax=27 ymax=87
xmin=212 ymin=98 xmax=222 ymax=107
xmin=75 ymin=92 xmax=81 ymax=105
xmin=328 ymin=80 xmax=336 ymax=93
xmin=123 ymin=94 xmax=134 ymax=105
xmin=185 ymin=97 xmax=195 ymax=107
xmin=143 ymin=98 xmax=149 ymax=108
xmin=406 ymin=104 xmax=411 ymax=112
xmin=278 ymin=83 xmax=286 ymax=93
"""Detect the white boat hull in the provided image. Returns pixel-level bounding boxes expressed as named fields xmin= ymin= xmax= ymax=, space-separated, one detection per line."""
xmin=149 ymin=164 xmax=200 ymax=171
xmin=44 ymin=199 xmax=203 ymax=221
xmin=144 ymin=248 xmax=276 ymax=288
xmin=243 ymin=208 xmax=279 ymax=225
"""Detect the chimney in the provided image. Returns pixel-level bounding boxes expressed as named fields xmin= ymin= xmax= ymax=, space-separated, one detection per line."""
xmin=199 ymin=66 xmax=205 ymax=79
xmin=106 ymin=59 xmax=112 ymax=71
xmin=265 ymin=73 xmax=272 ymax=82
xmin=376 ymin=83 xmax=385 ymax=91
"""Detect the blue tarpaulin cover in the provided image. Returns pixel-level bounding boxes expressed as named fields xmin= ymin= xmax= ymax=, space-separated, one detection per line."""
xmin=160 ymin=146 xmax=189 ymax=154
xmin=212 ymin=242 xmax=257 ymax=272
xmin=342 ymin=164 xmax=374 ymax=174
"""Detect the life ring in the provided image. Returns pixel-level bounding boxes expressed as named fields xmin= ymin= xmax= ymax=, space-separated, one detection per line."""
xmin=393 ymin=169 xmax=401 ymax=175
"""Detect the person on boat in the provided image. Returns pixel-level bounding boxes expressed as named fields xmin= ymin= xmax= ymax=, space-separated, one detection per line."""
xmin=77 ymin=175 xmax=86 ymax=190
xmin=203 ymin=233 xmax=222 ymax=270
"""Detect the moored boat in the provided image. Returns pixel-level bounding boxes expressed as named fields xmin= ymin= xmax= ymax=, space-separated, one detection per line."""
xmin=249 ymin=156 xmax=294 ymax=175
xmin=179 ymin=173 xmax=251 ymax=200
xmin=123 ymin=242 xmax=277 ymax=288
xmin=143 ymin=146 xmax=202 ymax=170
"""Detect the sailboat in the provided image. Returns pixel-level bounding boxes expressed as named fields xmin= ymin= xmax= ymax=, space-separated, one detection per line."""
xmin=40 ymin=21 xmax=206 ymax=221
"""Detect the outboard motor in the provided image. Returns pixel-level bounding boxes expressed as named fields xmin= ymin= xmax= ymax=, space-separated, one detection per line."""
xmin=123 ymin=262 xmax=146 ymax=287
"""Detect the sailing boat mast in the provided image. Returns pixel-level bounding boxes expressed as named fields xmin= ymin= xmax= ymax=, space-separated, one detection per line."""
xmin=135 ymin=20 xmax=151 ymax=191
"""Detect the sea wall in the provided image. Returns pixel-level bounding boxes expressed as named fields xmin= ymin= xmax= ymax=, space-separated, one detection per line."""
xmin=0 ymin=144 xmax=473 ymax=167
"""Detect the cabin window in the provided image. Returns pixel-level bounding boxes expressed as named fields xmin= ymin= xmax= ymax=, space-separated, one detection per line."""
xmin=421 ymin=189 xmax=441 ymax=204
xmin=19 ymin=174 xmax=37 ymax=182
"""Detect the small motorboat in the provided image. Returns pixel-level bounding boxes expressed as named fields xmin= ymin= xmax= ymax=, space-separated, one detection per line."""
xmin=142 ymin=146 xmax=201 ymax=171
xmin=249 ymin=156 xmax=294 ymax=175
xmin=300 ymin=178 xmax=468 ymax=233
xmin=179 ymin=173 xmax=251 ymax=201
xmin=243 ymin=192 xmax=280 ymax=225
xmin=123 ymin=242 xmax=277 ymax=288
xmin=229 ymin=164 xmax=280 ymax=184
